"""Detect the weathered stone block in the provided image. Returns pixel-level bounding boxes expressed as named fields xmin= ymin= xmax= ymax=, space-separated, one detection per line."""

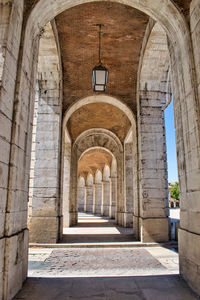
xmin=0 ymin=211 xmax=5 ymax=237
xmin=0 ymin=161 xmax=9 ymax=188
xmin=3 ymin=230 xmax=28 ymax=300
xmin=124 ymin=212 xmax=133 ymax=227
xmin=31 ymin=197 xmax=58 ymax=217
xmin=33 ymin=187 xmax=59 ymax=198
xmin=140 ymin=217 xmax=169 ymax=242
xmin=5 ymin=210 xmax=27 ymax=236
xmin=0 ymin=238 xmax=5 ymax=300
xmin=179 ymin=228 xmax=200 ymax=295
xmin=0 ymin=112 xmax=12 ymax=142
xmin=29 ymin=216 xmax=59 ymax=243
xmin=0 ymin=137 xmax=10 ymax=164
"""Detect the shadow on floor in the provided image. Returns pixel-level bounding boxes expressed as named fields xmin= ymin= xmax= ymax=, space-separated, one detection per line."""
xmin=14 ymin=275 xmax=198 ymax=300
xmin=61 ymin=212 xmax=135 ymax=243
xmin=61 ymin=233 xmax=136 ymax=243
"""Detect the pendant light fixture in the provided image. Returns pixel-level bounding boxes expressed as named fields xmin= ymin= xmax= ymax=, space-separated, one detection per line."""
xmin=92 ymin=24 xmax=108 ymax=92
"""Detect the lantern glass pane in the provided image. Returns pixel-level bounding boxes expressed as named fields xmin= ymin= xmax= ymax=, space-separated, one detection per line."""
xmin=94 ymin=85 xmax=104 ymax=92
xmin=96 ymin=70 xmax=106 ymax=84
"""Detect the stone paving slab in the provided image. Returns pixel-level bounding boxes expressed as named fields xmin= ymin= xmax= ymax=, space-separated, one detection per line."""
xmin=28 ymin=246 xmax=178 ymax=278
xmin=14 ymin=275 xmax=198 ymax=300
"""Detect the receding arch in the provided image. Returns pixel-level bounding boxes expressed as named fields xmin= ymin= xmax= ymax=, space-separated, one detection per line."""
xmin=27 ymin=0 xmax=189 ymax=49
xmin=63 ymin=95 xmax=136 ymax=129
xmin=76 ymin=129 xmax=123 ymax=157
xmin=79 ymin=146 xmax=116 ymax=164
xmin=68 ymin=128 xmax=124 ymax=225
xmin=24 ymin=0 xmax=198 ymax=123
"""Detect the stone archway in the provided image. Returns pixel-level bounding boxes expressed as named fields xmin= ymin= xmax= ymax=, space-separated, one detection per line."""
xmin=1 ymin=0 xmax=200 ymax=298
xmin=66 ymin=128 xmax=124 ymax=226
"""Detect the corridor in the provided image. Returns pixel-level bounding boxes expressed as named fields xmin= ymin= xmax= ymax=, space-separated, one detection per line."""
xmin=14 ymin=214 xmax=198 ymax=299
xmin=62 ymin=212 xmax=135 ymax=243
xmin=14 ymin=220 xmax=198 ymax=299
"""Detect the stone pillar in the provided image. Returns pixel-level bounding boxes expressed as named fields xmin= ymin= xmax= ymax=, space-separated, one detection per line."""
xmin=28 ymin=77 xmax=62 ymax=243
xmin=77 ymin=180 xmax=85 ymax=212
xmin=101 ymin=180 xmax=110 ymax=216
xmin=84 ymin=185 xmax=93 ymax=212
xmin=95 ymin=183 xmax=102 ymax=214
xmin=0 ymin=1 xmax=28 ymax=299
xmin=138 ymin=91 xmax=169 ymax=242
xmin=109 ymin=177 xmax=117 ymax=219
xmin=101 ymin=181 xmax=105 ymax=216
xmin=177 ymin=2 xmax=200 ymax=294
xmin=92 ymin=184 xmax=96 ymax=214
xmin=124 ymin=143 xmax=133 ymax=227
xmin=84 ymin=185 xmax=87 ymax=212
xmin=62 ymin=140 xmax=71 ymax=227
xmin=115 ymin=157 xmax=124 ymax=226
xmin=68 ymin=151 xmax=78 ymax=226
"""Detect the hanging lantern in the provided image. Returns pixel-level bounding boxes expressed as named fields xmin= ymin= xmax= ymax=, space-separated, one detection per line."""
xmin=92 ymin=24 xmax=108 ymax=92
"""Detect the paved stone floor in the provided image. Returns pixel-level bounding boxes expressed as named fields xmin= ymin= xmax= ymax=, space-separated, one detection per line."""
xmin=62 ymin=212 xmax=135 ymax=243
xmin=14 ymin=213 xmax=198 ymax=299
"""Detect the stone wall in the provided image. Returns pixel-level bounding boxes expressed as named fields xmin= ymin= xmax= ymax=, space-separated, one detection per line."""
xmin=94 ymin=183 xmax=102 ymax=214
xmin=124 ymin=142 xmax=134 ymax=227
xmin=28 ymin=22 xmax=62 ymax=243
xmin=137 ymin=22 xmax=170 ymax=242
xmin=0 ymin=1 xmax=28 ymax=299
xmin=138 ymin=91 xmax=169 ymax=242
xmin=178 ymin=0 xmax=200 ymax=295
xmin=77 ymin=177 xmax=85 ymax=212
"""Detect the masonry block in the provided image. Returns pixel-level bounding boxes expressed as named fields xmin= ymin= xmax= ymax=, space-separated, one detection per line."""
xmin=140 ymin=217 xmax=169 ymax=242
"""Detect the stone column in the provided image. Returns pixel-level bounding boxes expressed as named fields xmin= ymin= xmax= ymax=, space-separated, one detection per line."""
xmin=84 ymin=185 xmax=87 ymax=212
xmin=28 ymin=78 xmax=62 ymax=243
xmin=77 ymin=182 xmax=85 ymax=212
xmin=95 ymin=183 xmax=102 ymax=214
xmin=0 ymin=2 xmax=27 ymax=299
xmin=101 ymin=181 xmax=105 ymax=216
xmin=109 ymin=177 xmax=117 ymax=219
xmin=138 ymin=91 xmax=169 ymax=242
xmin=124 ymin=143 xmax=133 ymax=227
xmin=177 ymin=3 xmax=200 ymax=294
xmin=92 ymin=183 xmax=96 ymax=214
xmin=101 ymin=180 xmax=110 ymax=216
xmin=62 ymin=140 xmax=71 ymax=227
xmin=84 ymin=185 xmax=93 ymax=212
xmin=115 ymin=156 xmax=124 ymax=226
xmin=67 ymin=150 xmax=78 ymax=226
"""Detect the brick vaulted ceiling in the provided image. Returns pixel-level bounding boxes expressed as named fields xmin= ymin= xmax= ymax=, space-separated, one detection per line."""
xmin=55 ymin=2 xmax=149 ymax=113
xmin=26 ymin=0 xmax=192 ymax=177
xmin=67 ymin=102 xmax=131 ymax=143
xmin=78 ymin=148 xmax=113 ymax=178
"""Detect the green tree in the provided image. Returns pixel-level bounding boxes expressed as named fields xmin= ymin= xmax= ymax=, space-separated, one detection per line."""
xmin=170 ymin=182 xmax=179 ymax=201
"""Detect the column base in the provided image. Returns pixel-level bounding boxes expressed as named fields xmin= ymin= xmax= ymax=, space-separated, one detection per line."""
xmin=95 ymin=205 xmax=101 ymax=215
xmin=92 ymin=205 xmax=96 ymax=214
xmin=2 ymin=229 xmax=28 ymax=300
xmin=116 ymin=212 xmax=124 ymax=226
xmin=29 ymin=216 xmax=60 ymax=243
xmin=84 ymin=205 xmax=92 ymax=213
xmin=109 ymin=205 xmax=116 ymax=219
xmin=140 ymin=217 xmax=169 ymax=242
xmin=124 ymin=212 xmax=133 ymax=227
xmin=101 ymin=205 xmax=104 ymax=216
xmin=69 ymin=211 xmax=78 ymax=226
xmin=179 ymin=228 xmax=200 ymax=295
xmin=101 ymin=206 xmax=110 ymax=217
xmin=133 ymin=215 xmax=140 ymax=240
xmin=63 ymin=213 xmax=69 ymax=228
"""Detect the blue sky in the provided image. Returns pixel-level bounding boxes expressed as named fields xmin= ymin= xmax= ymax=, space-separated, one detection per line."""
xmin=164 ymin=99 xmax=178 ymax=183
